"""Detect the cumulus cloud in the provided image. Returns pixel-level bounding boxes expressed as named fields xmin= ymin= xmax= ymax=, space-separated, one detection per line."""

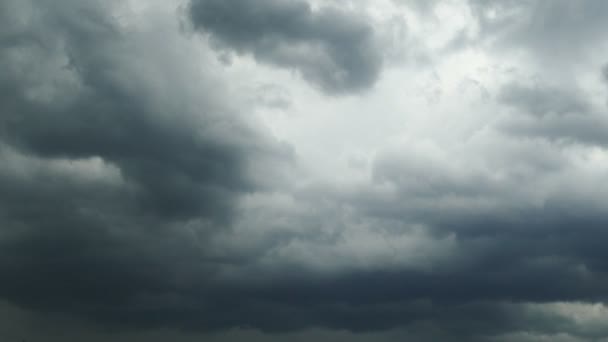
xmin=187 ymin=0 xmax=383 ymax=94
xmin=0 ymin=0 xmax=291 ymax=329
xmin=2 ymin=0 xmax=608 ymax=341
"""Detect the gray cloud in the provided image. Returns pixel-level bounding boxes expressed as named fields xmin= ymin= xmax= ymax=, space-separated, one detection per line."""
xmin=0 ymin=0 xmax=292 ymax=330
xmin=2 ymin=0 xmax=608 ymax=341
xmin=392 ymin=0 xmax=441 ymax=14
xmin=0 ymin=0 xmax=292 ymax=222
xmin=468 ymin=0 xmax=608 ymax=61
xmin=187 ymin=0 xmax=383 ymax=94
xmin=499 ymin=83 xmax=589 ymax=117
xmin=496 ymin=78 xmax=608 ymax=147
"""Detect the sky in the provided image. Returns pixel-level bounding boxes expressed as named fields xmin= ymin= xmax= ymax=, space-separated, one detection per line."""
xmin=1 ymin=0 xmax=608 ymax=341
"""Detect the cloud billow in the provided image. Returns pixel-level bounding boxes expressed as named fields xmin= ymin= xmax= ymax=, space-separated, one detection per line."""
xmin=187 ymin=0 xmax=383 ymax=94
xmin=0 ymin=0 xmax=291 ymax=328
xmin=2 ymin=0 xmax=608 ymax=341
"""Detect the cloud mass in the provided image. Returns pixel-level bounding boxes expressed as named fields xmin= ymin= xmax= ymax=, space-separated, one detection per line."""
xmin=1 ymin=0 xmax=608 ymax=341
xmin=187 ymin=0 xmax=383 ymax=94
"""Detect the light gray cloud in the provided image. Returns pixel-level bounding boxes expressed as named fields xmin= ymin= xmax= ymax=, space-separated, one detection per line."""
xmin=499 ymin=83 xmax=590 ymax=117
xmin=468 ymin=0 xmax=608 ymax=61
xmin=392 ymin=0 xmax=441 ymax=14
xmin=496 ymin=78 xmax=608 ymax=147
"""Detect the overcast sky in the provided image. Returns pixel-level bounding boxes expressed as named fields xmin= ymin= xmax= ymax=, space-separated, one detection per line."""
xmin=2 ymin=0 xmax=608 ymax=341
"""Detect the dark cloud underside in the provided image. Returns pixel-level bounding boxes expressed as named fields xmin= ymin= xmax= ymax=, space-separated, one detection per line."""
xmin=1 ymin=0 xmax=608 ymax=341
xmin=187 ymin=0 xmax=383 ymax=94
xmin=0 ymin=0 xmax=289 ymax=329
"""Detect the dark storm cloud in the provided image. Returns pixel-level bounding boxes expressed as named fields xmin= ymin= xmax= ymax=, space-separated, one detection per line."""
xmin=187 ymin=0 xmax=382 ymax=94
xmin=2 ymin=0 xmax=608 ymax=341
xmin=130 ymin=150 xmax=608 ymax=337
xmin=208 ymin=128 xmax=608 ymax=337
xmin=0 ymin=0 xmax=290 ymax=330
xmin=0 ymin=0 xmax=291 ymax=222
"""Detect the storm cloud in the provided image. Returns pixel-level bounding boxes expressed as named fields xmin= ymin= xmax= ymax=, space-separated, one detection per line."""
xmin=2 ymin=0 xmax=608 ymax=341
xmin=0 ymin=0 xmax=291 ymax=329
xmin=187 ymin=0 xmax=383 ymax=94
